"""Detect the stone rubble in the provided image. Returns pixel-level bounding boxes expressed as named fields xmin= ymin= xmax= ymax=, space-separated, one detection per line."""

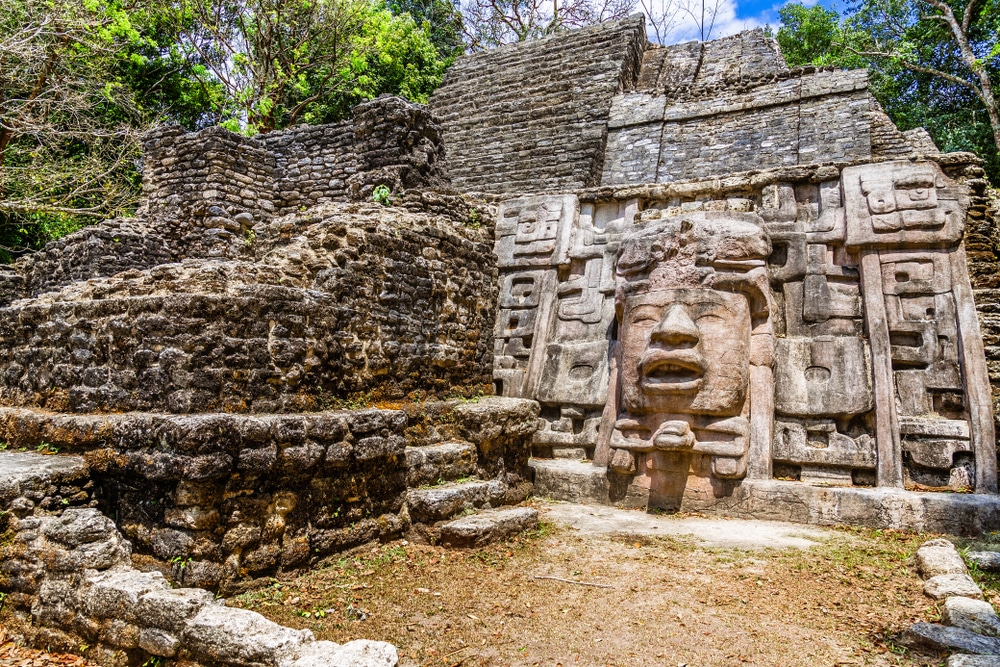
xmin=903 ymin=539 xmax=1000 ymax=662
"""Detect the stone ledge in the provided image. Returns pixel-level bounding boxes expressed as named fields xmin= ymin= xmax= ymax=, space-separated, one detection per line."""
xmin=531 ymin=459 xmax=1000 ymax=534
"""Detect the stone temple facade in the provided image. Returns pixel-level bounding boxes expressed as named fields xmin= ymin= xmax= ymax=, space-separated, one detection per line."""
xmin=429 ymin=16 xmax=1000 ymax=530
xmin=0 ymin=14 xmax=999 ymax=666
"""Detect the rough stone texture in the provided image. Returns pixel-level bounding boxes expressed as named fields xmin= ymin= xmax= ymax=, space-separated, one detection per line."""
xmin=968 ymin=552 xmax=1000 ymax=571
xmin=950 ymin=656 xmax=1000 ymax=667
xmin=428 ymin=16 xmax=647 ymax=194
xmin=0 ymin=400 xmax=538 ymax=591
xmin=0 ymin=495 xmax=398 ymax=667
xmin=143 ymin=96 xmax=448 ymax=241
xmin=917 ymin=539 xmax=970 ymax=577
xmin=439 ymin=507 xmax=539 ymax=547
xmin=0 ymin=203 xmax=496 ymax=413
xmin=902 ymin=622 xmax=1000 ymax=655
xmin=943 ymin=597 xmax=1000 ymax=637
xmin=604 ymin=70 xmax=873 ymax=184
xmin=925 ymin=574 xmax=984 ymax=600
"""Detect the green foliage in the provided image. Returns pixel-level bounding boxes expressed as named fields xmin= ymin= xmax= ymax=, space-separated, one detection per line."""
xmin=0 ymin=0 xmax=452 ymax=258
xmin=387 ymin=0 xmax=463 ymax=62
xmin=371 ymin=184 xmax=392 ymax=205
xmin=775 ymin=0 xmax=1000 ymax=184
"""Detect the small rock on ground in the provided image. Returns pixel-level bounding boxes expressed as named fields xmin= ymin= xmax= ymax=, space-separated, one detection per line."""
xmin=917 ymin=539 xmax=968 ymax=577
xmin=949 ymin=655 xmax=1000 ymax=666
xmin=944 ymin=597 xmax=1000 ymax=637
xmin=925 ymin=574 xmax=984 ymax=600
xmin=968 ymin=552 xmax=1000 ymax=572
xmin=902 ymin=622 xmax=1000 ymax=654
xmin=440 ymin=507 xmax=539 ymax=548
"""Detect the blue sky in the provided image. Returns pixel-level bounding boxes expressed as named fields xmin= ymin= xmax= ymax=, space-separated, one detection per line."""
xmin=657 ymin=0 xmax=843 ymax=43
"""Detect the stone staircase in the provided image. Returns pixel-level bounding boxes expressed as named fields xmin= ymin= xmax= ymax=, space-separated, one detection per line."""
xmin=401 ymin=398 xmax=540 ymax=545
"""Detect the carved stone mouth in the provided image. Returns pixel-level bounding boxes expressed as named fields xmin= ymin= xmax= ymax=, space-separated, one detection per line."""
xmin=639 ymin=351 xmax=704 ymax=393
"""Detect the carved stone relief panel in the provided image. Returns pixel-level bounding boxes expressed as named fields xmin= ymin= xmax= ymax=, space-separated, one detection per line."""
xmin=492 ymin=196 xmax=636 ymax=458
xmin=842 ymin=161 xmax=994 ymax=492
xmin=762 ymin=180 xmax=875 ymax=485
xmin=602 ymin=211 xmax=771 ymax=505
xmin=491 ymin=160 xmax=995 ymax=500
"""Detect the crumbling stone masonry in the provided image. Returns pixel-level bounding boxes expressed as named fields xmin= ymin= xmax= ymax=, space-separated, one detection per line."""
xmin=4 ymin=12 xmax=1000 ymax=666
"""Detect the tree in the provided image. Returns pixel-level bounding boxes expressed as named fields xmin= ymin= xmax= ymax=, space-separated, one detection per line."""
xmin=640 ymin=0 xmax=727 ymax=43
xmin=175 ymin=0 xmax=449 ymax=133
xmin=387 ymin=0 xmax=464 ymax=61
xmin=460 ymin=0 xmax=635 ymax=50
xmin=847 ymin=0 xmax=1000 ymax=162
xmin=0 ymin=0 xmax=150 ymax=259
xmin=777 ymin=0 xmax=1000 ymax=184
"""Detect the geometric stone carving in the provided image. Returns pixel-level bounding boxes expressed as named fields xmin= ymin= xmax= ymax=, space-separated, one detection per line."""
xmin=774 ymin=337 xmax=873 ymax=418
xmin=492 ymin=160 xmax=996 ymax=498
xmin=492 ymin=195 xmax=636 ymax=456
xmin=842 ymin=161 xmax=966 ymax=249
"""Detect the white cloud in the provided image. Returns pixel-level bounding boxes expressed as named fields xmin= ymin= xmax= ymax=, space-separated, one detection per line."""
xmin=642 ymin=0 xmax=779 ymax=44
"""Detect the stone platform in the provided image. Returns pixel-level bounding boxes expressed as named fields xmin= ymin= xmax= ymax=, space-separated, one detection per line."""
xmin=531 ymin=459 xmax=1000 ymax=535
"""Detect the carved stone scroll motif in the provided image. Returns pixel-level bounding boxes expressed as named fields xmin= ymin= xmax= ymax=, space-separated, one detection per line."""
xmin=492 ymin=195 xmax=636 ymax=458
xmin=762 ymin=181 xmax=877 ymax=486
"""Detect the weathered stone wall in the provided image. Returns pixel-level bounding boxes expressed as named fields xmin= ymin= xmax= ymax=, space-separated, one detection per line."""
xmin=0 ymin=399 xmax=537 ymax=593
xmin=0 ymin=453 xmax=398 ymax=667
xmin=602 ymin=68 xmax=874 ymax=185
xmin=966 ymin=185 xmax=1000 ymax=441
xmin=428 ymin=15 xmax=647 ymax=194
xmin=142 ymin=96 xmax=448 ymax=246
xmin=0 ymin=203 xmax=496 ymax=413
xmin=0 ymin=219 xmax=176 ymax=306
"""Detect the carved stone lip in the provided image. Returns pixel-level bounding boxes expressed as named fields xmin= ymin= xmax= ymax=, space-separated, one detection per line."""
xmin=710 ymin=258 xmax=766 ymax=271
xmin=639 ymin=350 xmax=704 ymax=393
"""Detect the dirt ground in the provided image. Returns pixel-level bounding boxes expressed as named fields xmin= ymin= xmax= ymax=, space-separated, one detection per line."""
xmin=233 ymin=500 xmax=965 ymax=667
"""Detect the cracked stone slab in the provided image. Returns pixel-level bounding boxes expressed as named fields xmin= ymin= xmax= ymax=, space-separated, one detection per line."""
xmin=944 ymin=597 xmax=1000 ymax=637
xmin=902 ymin=622 xmax=1000 ymax=654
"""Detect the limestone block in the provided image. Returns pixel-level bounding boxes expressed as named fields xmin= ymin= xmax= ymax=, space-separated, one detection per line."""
xmin=949 ymin=655 xmax=1000 ymax=666
xmin=84 ymin=569 xmax=170 ymax=622
xmin=405 ymin=442 xmax=477 ymax=488
xmin=282 ymin=640 xmax=398 ymax=667
xmin=902 ymin=622 xmax=1000 ymax=654
xmin=944 ymin=597 xmax=1000 ymax=637
xmin=440 ymin=507 xmax=539 ymax=548
xmin=925 ymin=574 xmax=983 ymax=600
xmin=139 ymin=627 xmax=180 ymax=657
xmin=182 ymin=604 xmax=313 ymax=666
xmin=135 ymin=587 xmax=217 ymax=633
xmin=101 ymin=618 xmax=140 ymax=649
xmin=917 ymin=539 xmax=969 ymax=577
xmin=406 ymin=479 xmax=507 ymax=523
xmin=968 ymin=552 xmax=1000 ymax=572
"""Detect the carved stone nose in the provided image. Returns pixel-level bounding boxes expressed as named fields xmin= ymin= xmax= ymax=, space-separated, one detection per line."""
xmin=651 ymin=304 xmax=699 ymax=346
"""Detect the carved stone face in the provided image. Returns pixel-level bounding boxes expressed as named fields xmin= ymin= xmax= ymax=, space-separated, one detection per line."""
xmin=859 ymin=164 xmax=944 ymax=232
xmin=620 ymin=288 xmax=750 ymax=417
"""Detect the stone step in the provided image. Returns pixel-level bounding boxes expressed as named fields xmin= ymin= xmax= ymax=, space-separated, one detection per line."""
xmin=529 ymin=458 xmax=611 ymax=504
xmin=405 ymin=442 xmax=477 ymax=488
xmin=406 ymin=479 xmax=507 ymax=523
xmin=440 ymin=507 xmax=539 ymax=548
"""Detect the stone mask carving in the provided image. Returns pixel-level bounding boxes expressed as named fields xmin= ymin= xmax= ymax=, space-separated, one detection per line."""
xmin=607 ymin=211 xmax=770 ymax=480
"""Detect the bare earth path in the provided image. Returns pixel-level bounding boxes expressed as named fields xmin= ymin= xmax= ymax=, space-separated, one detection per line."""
xmin=239 ymin=500 xmax=947 ymax=667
